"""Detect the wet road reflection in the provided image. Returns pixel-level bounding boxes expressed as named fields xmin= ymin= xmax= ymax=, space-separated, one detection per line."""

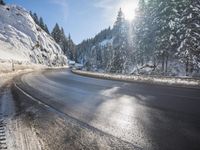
xmin=19 ymin=69 xmax=200 ymax=150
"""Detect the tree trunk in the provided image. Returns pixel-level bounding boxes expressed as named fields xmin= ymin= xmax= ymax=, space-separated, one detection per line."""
xmin=186 ymin=59 xmax=189 ymax=76
xmin=162 ymin=55 xmax=165 ymax=73
xmin=165 ymin=55 xmax=168 ymax=73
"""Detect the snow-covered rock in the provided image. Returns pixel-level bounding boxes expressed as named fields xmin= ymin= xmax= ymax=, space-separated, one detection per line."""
xmin=0 ymin=5 xmax=67 ymax=66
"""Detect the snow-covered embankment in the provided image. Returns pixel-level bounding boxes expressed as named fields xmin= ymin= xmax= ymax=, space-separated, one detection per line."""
xmin=0 ymin=4 xmax=68 ymax=86
xmin=0 ymin=4 xmax=67 ymax=74
xmin=72 ymin=70 xmax=200 ymax=89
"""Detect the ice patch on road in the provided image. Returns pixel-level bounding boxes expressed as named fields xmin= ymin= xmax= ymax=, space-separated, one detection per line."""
xmin=100 ymin=87 xmax=120 ymax=97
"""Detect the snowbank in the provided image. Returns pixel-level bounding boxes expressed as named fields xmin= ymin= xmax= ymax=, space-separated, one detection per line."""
xmin=0 ymin=5 xmax=67 ymax=66
xmin=0 ymin=62 xmax=46 ymax=87
xmin=72 ymin=70 xmax=200 ymax=89
xmin=0 ymin=60 xmax=68 ymax=88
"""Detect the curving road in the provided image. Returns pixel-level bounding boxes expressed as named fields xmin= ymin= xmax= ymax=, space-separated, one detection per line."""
xmin=15 ymin=69 xmax=200 ymax=150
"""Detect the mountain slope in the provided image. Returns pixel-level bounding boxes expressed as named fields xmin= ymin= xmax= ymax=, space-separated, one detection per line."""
xmin=76 ymin=3 xmax=200 ymax=77
xmin=0 ymin=5 xmax=67 ymax=66
xmin=76 ymin=10 xmax=131 ymax=74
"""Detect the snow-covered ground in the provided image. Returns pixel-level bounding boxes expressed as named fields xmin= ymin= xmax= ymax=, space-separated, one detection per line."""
xmin=72 ymin=69 xmax=200 ymax=88
xmin=0 ymin=4 xmax=67 ymax=66
xmin=0 ymin=64 xmax=45 ymax=150
xmin=0 ymin=86 xmax=43 ymax=150
xmin=0 ymin=61 xmax=45 ymax=88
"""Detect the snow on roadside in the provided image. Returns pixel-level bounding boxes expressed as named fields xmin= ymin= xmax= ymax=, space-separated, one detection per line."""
xmin=0 ymin=63 xmax=45 ymax=87
xmin=72 ymin=70 xmax=200 ymax=88
xmin=0 ymin=61 xmax=68 ymax=88
xmin=6 ymin=115 xmax=44 ymax=150
xmin=0 ymin=63 xmax=48 ymax=150
xmin=0 ymin=76 xmax=44 ymax=150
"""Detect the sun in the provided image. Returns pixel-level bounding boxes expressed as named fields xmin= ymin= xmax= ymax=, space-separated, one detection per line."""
xmin=121 ymin=0 xmax=138 ymax=21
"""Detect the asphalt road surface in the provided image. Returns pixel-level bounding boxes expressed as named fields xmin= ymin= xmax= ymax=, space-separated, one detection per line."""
xmin=16 ymin=69 xmax=200 ymax=150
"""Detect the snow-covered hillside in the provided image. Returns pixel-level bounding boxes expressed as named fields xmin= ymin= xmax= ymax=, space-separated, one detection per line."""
xmin=0 ymin=5 xmax=67 ymax=66
xmin=76 ymin=3 xmax=200 ymax=77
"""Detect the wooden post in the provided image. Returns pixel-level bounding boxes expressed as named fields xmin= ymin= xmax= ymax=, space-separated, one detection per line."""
xmin=12 ymin=60 xmax=15 ymax=71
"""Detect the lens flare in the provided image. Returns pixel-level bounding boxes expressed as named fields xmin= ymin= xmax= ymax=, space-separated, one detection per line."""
xmin=121 ymin=0 xmax=138 ymax=21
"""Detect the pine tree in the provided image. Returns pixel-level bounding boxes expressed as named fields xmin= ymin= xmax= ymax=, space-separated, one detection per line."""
xmin=51 ymin=23 xmax=61 ymax=43
xmin=151 ymin=0 xmax=181 ymax=74
xmin=44 ymin=24 xmax=50 ymax=34
xmin=33 ymin=13 xmax=39 ymax=25
xmin=177 ymin=0 xmax=200 ymax=75
xmin=30 ymin=12 xmax=50 ymax=34
xmin=30 ymin=11 xmax=33 ymax=18
xmin=110 ymin=46 xmax=125 ymax=73
xmin=113 ymin=8 xmax=126 ymax=36
xmin=59 ymin=27 xmax=67 ymax=53
xmin=133 ymin=0 xmax=149 ymax=66
xmin=74 ymin=0 xmax=200 ymax=75
xmin=67 ymin=34 xmax=76 ymax=60
xmin=109 ymin=8 xmax=129 ymax=73
xmin=39 ymin=17 xmax=45 ymax=30
xmin=52 ymin=26 xmax=76 ymax=60
xmin=0 ymin=0 xmax=5 ymax=5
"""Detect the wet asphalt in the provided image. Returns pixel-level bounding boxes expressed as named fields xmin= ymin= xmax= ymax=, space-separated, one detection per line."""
xmin=16 ymin=69 xmax=200 ymax=150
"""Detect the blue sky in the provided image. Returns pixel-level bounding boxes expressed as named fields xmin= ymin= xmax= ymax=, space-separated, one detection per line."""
xmin=6 ymin=0 xmax=138 ymax=44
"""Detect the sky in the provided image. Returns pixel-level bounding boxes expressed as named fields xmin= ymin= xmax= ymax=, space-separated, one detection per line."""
xmin=6 ymin=0 xmax=138 ymax=44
